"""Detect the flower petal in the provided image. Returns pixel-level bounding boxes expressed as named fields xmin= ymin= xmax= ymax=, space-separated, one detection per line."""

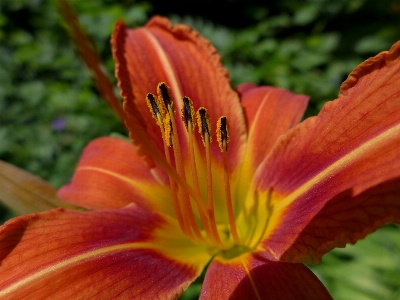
xmin=0 ymin=205 xmax=211 ymax=299
xmin=0 ymin=160 xmax=77 ymax=214
xmin=112 ymin=16 xmax=246 ymax=170
xmin=57 ymin=137 xmax=175 ymax=216
xmin=253 ymin=41 xmax=400 ymax=263
xmin=200 ymin=252 xmax=332 ymax=299
xmin=235 ymin=84 xmax=308 ymax=201
xmin=238 ymin=84 xmax=308 ymax=170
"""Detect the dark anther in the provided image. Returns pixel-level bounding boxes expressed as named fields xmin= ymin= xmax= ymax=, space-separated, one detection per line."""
xmin=199 ymin=108 xmax=210 ymax=137
xmin=159 ymin=82 xmax=172 ymax=108
xmin=183 ymin=97 xmax=192 ymax=126
xmin=220 ymin=117 xmax=228 ymax=142
xmin=147 ymin=93 xmax=160 ymax=117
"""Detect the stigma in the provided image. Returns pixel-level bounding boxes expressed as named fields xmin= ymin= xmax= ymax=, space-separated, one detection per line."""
xmin=146 ymin=82 xmax=239 ymax=249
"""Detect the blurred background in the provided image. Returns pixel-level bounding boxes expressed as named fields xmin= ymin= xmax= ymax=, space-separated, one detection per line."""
xmin=0 ymin=0 xmax=399 ymax=299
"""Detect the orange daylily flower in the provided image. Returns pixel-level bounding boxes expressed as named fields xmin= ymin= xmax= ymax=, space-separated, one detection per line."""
xmin=1 ymin=14 xmax=400 ymax=299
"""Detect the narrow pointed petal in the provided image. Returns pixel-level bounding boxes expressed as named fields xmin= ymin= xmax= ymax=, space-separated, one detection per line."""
xmin=58 ymin=137 xmax=176 ymax=217
xmin=0 ymin=205 xmax=211 ymax=299
xmin=254 ymin=41 xmax=400 ymax=263
xmin=200 ymin=252 xmax=332 ymax=300
xmin=57 ymin=0 xmax=125 ymax=121
xmin=0 ymin=160 xmax=77 ymax=214
xmin=236 ymin=84 xmax=308 ymax=201
xmin=112 ymin=17 xmax=246 ymax=170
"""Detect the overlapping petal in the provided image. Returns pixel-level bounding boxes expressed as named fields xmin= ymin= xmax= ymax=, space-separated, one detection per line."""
xmin=0 ymin=204 xmax=211 ymax=299
xmin=112 ymin=16 xmax=247 ymax=171
xmin=57 ymin=137 xmax=175 ymax=217
xmin=235 ymin=83 xmax=308 ymax=202
xmin=200 ymin=252 xmax=332 ymax=299
xmin=254 ymin=41 xmax=400 ymax=263
xmin=238 ymin=83 xmax=308 ymax=171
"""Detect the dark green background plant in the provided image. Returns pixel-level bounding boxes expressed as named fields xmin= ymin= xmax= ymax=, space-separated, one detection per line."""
xmin=1 ymin=0 xmax=399 ymax=299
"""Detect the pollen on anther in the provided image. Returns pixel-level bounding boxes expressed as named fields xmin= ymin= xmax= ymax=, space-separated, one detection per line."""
xmin=146 ymin=93 xmax=163 ymax=126
xmin=196 ymin=107 xmax=212 ymax=146
xmin=216 ymin=116 xmax=229 ymax=152
xmin=182 ymin=96 xmax=195 ymax=131
xmin=157 ymin=82 xmax=175 ymax=115
xmin=164 ymin=113 xmax=173 ymax=147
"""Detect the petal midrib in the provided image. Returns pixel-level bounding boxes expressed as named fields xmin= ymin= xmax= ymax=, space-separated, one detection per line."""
xmin=141 ymin=28 xmax=183 ymax=109
xmin=0 ymin=242 xmax=155 ymax=296
xmin=277 ymin=121 xmax=400 ymax=211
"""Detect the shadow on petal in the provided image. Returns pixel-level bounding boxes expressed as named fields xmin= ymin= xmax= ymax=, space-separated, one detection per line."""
xmin=232 ymin=253 xmax=332 ymax=300
xmin=278 ymin=176 xmax=400 ymax=264
xmin=0 ymin=216 xmax=29 ymax=266
xmin=201 ymin=252 xmax=331 ymax=299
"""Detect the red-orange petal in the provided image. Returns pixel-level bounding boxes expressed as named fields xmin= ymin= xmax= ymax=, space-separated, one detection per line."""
xmin=112 ymin=16 xmax=246 ymax=170
xmin=0 ymin=205 xmax=210 ymax=299
xmin=238 ymin=84 xmax=308 ymax=169
xmin=235 ymin=84 xmax=308 ymax=200
xmin=57 ymin=137 xmax=175 ymax=216
xmin=254 ymin=41 xmax=400 ymax=263
xmin=200 ymin=252 xmax=332 ymax=300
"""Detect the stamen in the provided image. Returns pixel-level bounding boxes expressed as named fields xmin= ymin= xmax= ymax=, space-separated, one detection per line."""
xmin=197 ymin=107 xmax=212 ymax=146
xmin=197 ymin=108 xmax=223 ymax=248
xmin=158 ymin=83 xmax=203 ymax=241
xmin=146 ymin=94 xmax=187 ymax=234
xmin=181 ymin=97 xmax=200 ymax=194
xmin=182 ymin=97 xmax=211 ymax=237
xmin=217 ymin=116 xmax=240 ymax=244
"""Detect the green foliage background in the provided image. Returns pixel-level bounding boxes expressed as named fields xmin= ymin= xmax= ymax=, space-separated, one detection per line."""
xmin=0 ymin=0 xmax=399 ymax=298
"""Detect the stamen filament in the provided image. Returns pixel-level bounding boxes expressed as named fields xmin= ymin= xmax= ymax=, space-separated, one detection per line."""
xmin=132 ymin=127 xmax=208 ymax=216
xmin=188 ymin=121 xmax=212 ymax=238
xmin=187 ymin=122 xmax=201 ymax=194
xmin=222 ymin=141 xmax=240 ymax=244
xmin=181 ymin=97 xmax=212 ymax=237
xmin=167 ymin=105 xmax=203 ymax=241
xmin=147 ymin=92 xmax=193 ymax=239
xmin=217 ymin=116 xmax=240 ymax=244
xmin=156 ymin=83 xmax=204 ymax=241
xmin=158 ymin=115 xmax=188 ymax=235
xmin=205 ymin=133 xmax=223 ymax=248
xmin=197 ymin=107 xmax=224 ymax=248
